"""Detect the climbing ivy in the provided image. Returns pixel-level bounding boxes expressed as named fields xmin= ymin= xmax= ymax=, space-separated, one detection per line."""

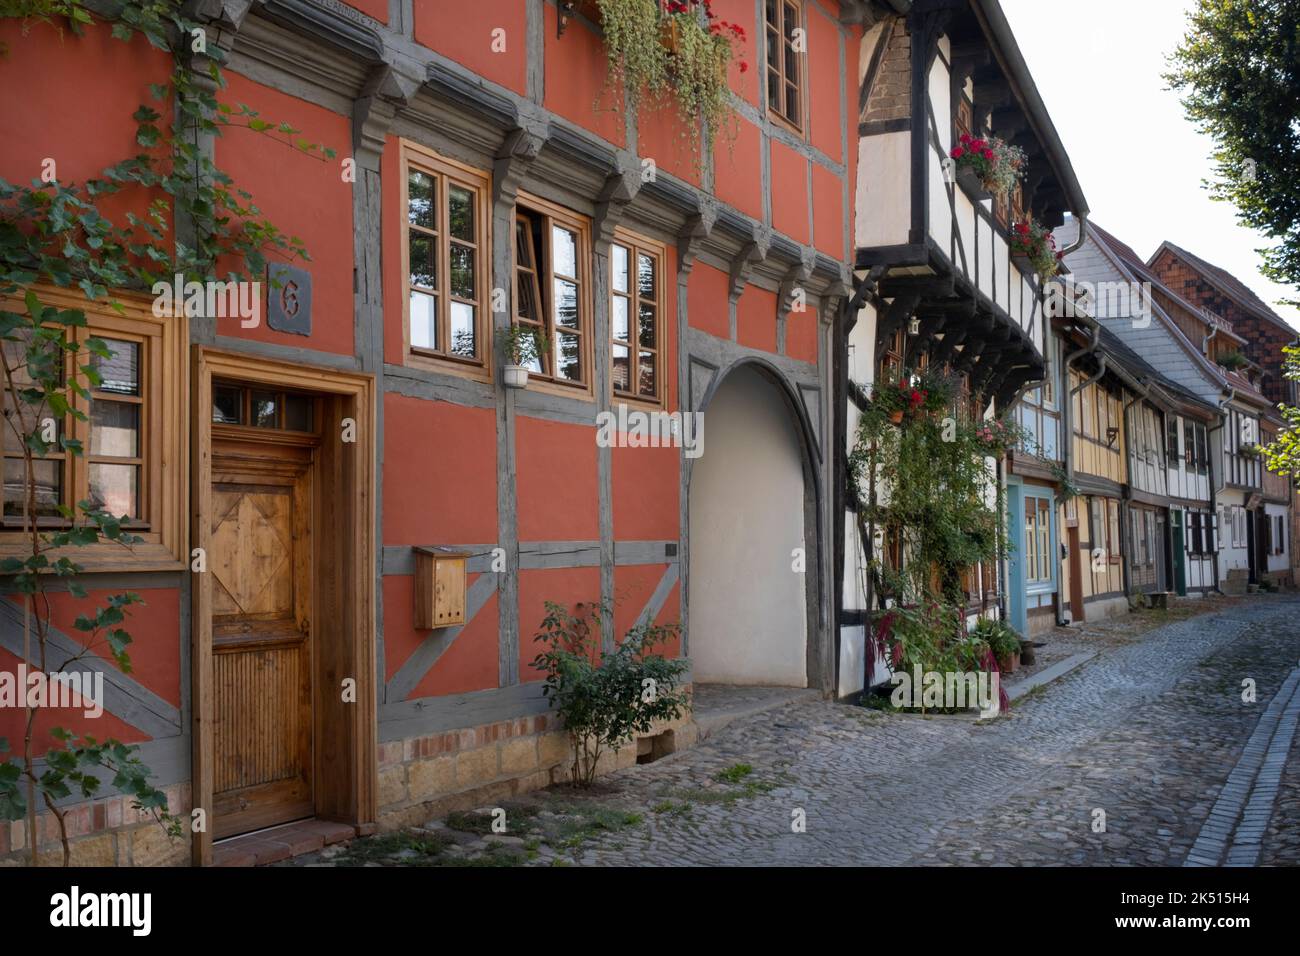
xmin=0 ymin=0 xmax=336 ymax=864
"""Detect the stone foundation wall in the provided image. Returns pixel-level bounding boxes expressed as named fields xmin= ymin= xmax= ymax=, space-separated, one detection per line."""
xmin=376 ymin=708 xmax=699 ymax=831
xmin=1 ymin=699 xmax=703 ymax=866
xmin=0 ymin=783 xmax=191 ymax=867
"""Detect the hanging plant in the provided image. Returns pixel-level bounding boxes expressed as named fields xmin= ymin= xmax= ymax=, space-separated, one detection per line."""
xmin=1010 ymin=218 xmax=1063 ymax=282
xmin=950 ymin=134 xmax=1025 ymax=197
xmin=662 ymin=0 xmax=747 ymax=157
xmin=592 ymin=0 xmax=669 ymax=122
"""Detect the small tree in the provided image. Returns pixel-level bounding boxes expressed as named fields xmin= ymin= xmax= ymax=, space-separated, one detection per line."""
xmin=1263 ymin=345 xmax=1300 ymax=478
xmin=0 ymin=295 xmax=182 ymax=863
xmin=531 ymin=601 xmax=688 ymax=787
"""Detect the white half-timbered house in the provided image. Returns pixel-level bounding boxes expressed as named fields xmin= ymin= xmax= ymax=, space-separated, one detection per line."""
xmin=837 ymin=0 xmax=1088 ymax=695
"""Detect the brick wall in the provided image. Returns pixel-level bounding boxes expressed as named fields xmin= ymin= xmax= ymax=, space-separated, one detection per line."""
xmin=1150 ymin=251 xmax=1293 ymax=407
xmin=862 ymin=21 xmax=911 ymax=126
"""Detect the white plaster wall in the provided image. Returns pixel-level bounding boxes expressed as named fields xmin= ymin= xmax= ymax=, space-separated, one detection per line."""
xmin=1217 ymin=489 xmax=1250 ymax=577
xmin=856 ymin=133 xmax=911 ymax=249
xmin=688 ymin=367 xmax=808 ymax=686
xmin=1267 ymin=502 xmax=1291 ymax=574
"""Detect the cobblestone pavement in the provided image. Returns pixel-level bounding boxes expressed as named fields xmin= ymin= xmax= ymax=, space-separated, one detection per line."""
xmin=288 ymin=594 xmax=1300 ymax=867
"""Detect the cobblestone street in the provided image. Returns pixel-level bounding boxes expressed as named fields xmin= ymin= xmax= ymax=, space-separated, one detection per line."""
xmin=291 ymin=595 xmax=1300 ymax=867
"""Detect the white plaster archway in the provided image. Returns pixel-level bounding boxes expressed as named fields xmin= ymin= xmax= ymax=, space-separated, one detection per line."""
xmin=687 ymin=364 xmax=809 ymax=686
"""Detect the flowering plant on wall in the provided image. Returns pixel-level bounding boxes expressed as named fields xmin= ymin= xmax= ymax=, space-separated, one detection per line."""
xmin=1010 ymin=218 xmax=1063 ymax=282
xmin=973 ymin=416 xmax=1028 ymax=456
xmin=593 ymin=0 xmax=669 ymax=119
xmin=663 ymin=0 xmax=748 ymax=156
xmin=578 ymin=0 xmax=748 ymax=160
xmin=950 ymin=134 xmax=1025 ymax=197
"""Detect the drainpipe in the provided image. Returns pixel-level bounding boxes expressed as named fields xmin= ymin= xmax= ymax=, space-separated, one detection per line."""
xmin=1210 ymin=388 xmax=1236 ymax=593
xmin=1064 ymin=323 xmax=1104 ymax=488
xmin=1056 ymin=321 xmax=1102 ymax=625
xmin=1202 ymin=320 xmax=1219 ymax=359
xmin=1057 ymin=212 xmax=1090 ymax=259
xmin=1119 ymin=381 xmax=1153 ymax=600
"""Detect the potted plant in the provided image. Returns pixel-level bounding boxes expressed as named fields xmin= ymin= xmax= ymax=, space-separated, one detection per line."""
xmin=500 ymin=325 xmax=550 ymax=389
xmin=974 ymin=618 xmax=1022 ymax=675
xmin=1217 ymin=350 xmax=1248 ymax=372
xmin=1010 ymin=218 xmax=1064 ymax=283
xmin=950 ymin=134 xmax=1025 ymax=200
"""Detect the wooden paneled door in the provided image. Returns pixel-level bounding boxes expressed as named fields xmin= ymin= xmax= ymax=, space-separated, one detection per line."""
xmin=210 ymin=435 xmax=316 ymax=839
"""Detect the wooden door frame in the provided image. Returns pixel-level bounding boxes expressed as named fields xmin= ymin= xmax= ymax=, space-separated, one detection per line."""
xmin=191 ymin=347 xmax=376 ymax=866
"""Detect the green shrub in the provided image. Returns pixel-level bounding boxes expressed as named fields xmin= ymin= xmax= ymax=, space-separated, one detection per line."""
xmin=531 ymin=601 xmax=688 ymax=787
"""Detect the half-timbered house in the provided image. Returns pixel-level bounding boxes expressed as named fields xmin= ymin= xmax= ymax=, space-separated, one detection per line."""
xmin=1 ymin=0 xmax=867 ymax=865
xmin=837 ymin=0 xmax=1089 ymax=693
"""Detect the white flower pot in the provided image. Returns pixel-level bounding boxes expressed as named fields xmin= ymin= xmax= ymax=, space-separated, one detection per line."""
xmin=503 ymin=365 xmax=530 ymax=389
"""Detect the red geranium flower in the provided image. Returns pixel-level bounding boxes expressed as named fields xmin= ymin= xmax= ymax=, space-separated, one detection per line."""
xmin=982 ymin=148 xmax=995 ymax=160
xmin=739 ymin=60 xmax=749 ymax=73
xmin=951 ymin=146 xmax=965 ymax=159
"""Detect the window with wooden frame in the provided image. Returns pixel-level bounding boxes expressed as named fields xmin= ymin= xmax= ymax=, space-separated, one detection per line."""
xmin=513 ymin=194 xmax=592 ymax=392
xmin=610 ymin=231 xmax=663 ymax=404
xmin=0 ymin=286 xmax=186 ymax=570
xmin=1010 ymin=183 xmax=1025 ymax=228
xmin=955 ymin=98 xmax=974 ymax=143
xmin=878 ymin=326 xmax=904 ymax=387
xmin=211 ymin=382 xmax=316 ymax=433
xmin=765 ymin=0 xmax=804 ymax=131
xmin=401 ymin=142 xmax=491 ymax=378
xmin=1107 ymin=499 xmax=1121 ymax=565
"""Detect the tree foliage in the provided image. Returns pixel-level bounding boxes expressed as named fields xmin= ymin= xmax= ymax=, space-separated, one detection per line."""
xmin=1165 ymin=0 xmax=1300 ymax=302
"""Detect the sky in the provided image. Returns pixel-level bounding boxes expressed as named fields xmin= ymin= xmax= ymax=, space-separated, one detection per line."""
xmin=1000 ymin=0 xmax=1300 ymax=330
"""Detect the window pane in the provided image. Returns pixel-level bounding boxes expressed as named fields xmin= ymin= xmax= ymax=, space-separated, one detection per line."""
xmin=638 ymin=350 xmax=656 ymax=397
xmin=2 ymin=395 xmax=58 ymax=454
xmin=448 ymin=185 xmax=474 ymax=241
xmin=516 ymin=269 xmax=541 ymax=323
xmin=637 ymin=253 xmax=655 ymax=300
xmin=784 ymin=44 xmax=798 ymax=77
xmin=767 ymin=70 xmax=780 ymax=110
xmin=87 ymin=462 xmax=138 ymax=519
xmin=552 ymin=225 xmax=577 ymax=278
xmin=612 ymin=344 xmax=630 ymax=392
xmin=90 ymin=400 xmax=139 ymax=457
xmin=410 ymin=291 xmax=437 ymax=350
xmin=3 ymin=458 xmax=61 ymax=518
xmin=284 ymin=393 xmax=312 ymax=432
xmin=638 ymin=303 xmax=656 ymax=348
xmin=252 ymin=391 xmax=278 ymax=429
xmin=450 ymin=242 xmax=475 ymax=299
xmin=408 ymin=170 xmax=436 ymax=229
xmin=449 ymin=302 xmax=476 ymax=358
xmin=553 ymin=278 xmax=579 ymax=329
xmin=93 ymin=339 xmax=139 ymax=396
xmin=612 ymin=296 xmax=630 ymax=342
xmin=409 ymin=231 xmax=437 ymax=290
xmin=786 ymin=83 xmax=799 ymax=123
xmin=213 ymin=384 xmax=242 ymax=424
xmin=556 ymin=331 xmax=582 ymax=382
xmin=766 ymin=0 xmax=777 ymax=24
xmin=612 ymin=244 xmax=629 ymax=293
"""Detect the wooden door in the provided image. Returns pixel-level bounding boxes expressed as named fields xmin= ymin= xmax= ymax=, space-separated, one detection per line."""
xmin=210 ymin=437 xmax=315 ymax=839
xmin=1067 ymin=524 xmax=1085 ymax=624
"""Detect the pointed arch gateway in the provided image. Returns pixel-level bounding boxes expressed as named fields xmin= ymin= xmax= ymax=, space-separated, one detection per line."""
xmin=685 ymin=359 xmax=824 ymax=688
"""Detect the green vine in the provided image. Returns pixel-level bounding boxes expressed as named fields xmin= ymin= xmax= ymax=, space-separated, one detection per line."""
xmin=848 ymin=368 xmax=1015 ymax=610
xmin=0 ymin=0 xmax=337 ymax=864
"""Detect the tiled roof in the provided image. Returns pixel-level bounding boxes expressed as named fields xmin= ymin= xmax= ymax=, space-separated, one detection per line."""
xmin=1152 ymin=240 xmax=1297 ymax=335
xmin=1091 ymin=224 xmax=1244 ymax=341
